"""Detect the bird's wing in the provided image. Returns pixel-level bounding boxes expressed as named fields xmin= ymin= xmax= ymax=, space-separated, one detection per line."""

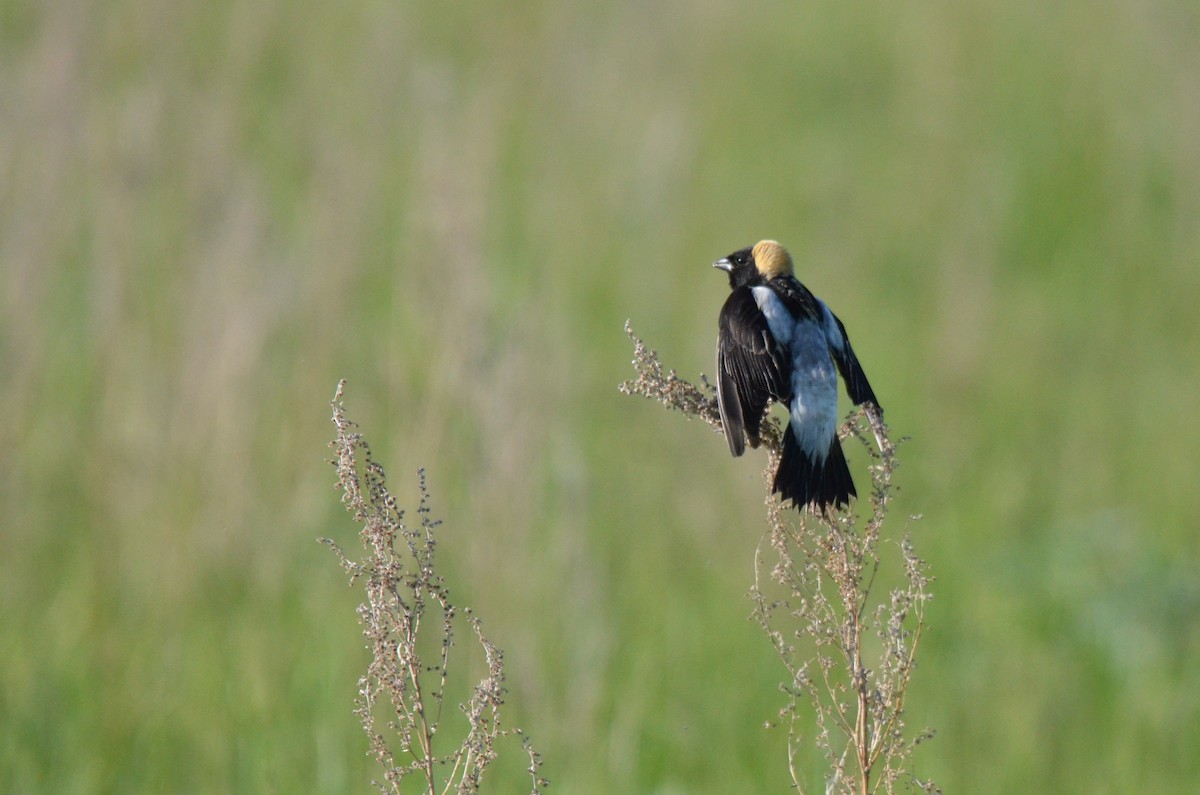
xmin=717 ymin=287 xmax=789 ymax=456
xmin=819 ymin=302 xmax=880 ymax=409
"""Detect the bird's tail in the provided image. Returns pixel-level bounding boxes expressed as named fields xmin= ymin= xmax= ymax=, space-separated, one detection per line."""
xmin=773 ymin=427 xmax=856 ymax=512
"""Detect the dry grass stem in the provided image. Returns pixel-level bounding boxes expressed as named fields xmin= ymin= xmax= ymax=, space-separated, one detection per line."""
xmin=323 ymin=380 xmax=548 ymax=795
xmin=621 ymin=322 xmax=938 ymax=794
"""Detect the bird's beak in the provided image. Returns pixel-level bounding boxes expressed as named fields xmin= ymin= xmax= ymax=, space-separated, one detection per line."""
xmin=713 ymin=257 xmax=733 ymax=272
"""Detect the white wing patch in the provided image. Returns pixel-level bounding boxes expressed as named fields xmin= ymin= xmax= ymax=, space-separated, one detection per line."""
xmin=818 ymin=299 xmax=845 ymax=353
xmin=751 ymin=286 xmax=794 ymax=345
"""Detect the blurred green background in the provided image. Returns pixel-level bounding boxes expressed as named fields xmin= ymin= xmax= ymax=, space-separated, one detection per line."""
xmin=3 ymin=0 xmax=1198 ymax=791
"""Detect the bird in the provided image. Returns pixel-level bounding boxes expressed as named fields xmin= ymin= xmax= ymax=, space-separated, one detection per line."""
xmin=713 ymin=240 xmax=880 ymax=511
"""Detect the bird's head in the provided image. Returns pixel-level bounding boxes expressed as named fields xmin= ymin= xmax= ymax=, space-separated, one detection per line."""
xmin=713 ymin=240 xmax=794 ymax=288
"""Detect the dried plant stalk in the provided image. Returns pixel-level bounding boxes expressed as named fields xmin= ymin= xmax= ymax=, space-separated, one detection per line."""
xmin=621 ymin=322 xmax=937 ymax=794
xmin=324 ymin=380 xmax=548 ymax=795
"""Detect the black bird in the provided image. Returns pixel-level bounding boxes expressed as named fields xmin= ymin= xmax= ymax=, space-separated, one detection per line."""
xmin=713 ymin=240 xmax=880 ymax=511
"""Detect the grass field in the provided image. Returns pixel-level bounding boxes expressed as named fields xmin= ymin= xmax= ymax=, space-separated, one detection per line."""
xmin=3 ymin=1 xmax=1199 ymax=792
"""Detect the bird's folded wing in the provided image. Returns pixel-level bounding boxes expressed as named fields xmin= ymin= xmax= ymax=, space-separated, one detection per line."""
xmin=716 ymin=287 xmax=789 ymax=456
xmin=822 ymin=306 xmax=880 ymax=409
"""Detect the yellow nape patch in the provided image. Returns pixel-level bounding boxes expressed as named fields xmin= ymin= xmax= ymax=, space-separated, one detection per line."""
xmin=752 ymin=240 xmax=793 ymax=278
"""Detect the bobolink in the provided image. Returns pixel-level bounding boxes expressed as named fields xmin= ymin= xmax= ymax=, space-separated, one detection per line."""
xmin=714 ymin=240 xmax=880 ymax=511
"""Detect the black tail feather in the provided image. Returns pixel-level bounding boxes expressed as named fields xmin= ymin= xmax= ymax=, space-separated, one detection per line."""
xmin=773 ymin=427 xmax=856 ymax=511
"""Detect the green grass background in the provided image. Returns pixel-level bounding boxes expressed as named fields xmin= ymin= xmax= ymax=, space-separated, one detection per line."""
xmin=3 ymin=0 xmax=1198 ymax=791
